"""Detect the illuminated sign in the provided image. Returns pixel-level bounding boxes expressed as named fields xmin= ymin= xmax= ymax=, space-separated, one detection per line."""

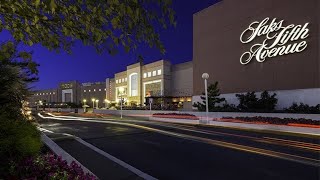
xmin=240 ymin=17 xmax=310 ymax=65
xmin=61 ymin=83 xmax=73 ymax=89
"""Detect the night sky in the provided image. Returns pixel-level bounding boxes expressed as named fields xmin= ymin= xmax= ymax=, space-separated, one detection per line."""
xmin=0 ymin=0 xmax=219 ymax=90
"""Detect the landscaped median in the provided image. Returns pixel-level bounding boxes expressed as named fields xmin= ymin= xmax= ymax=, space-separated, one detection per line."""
xmin=149 ymin=113 xmax=320 ymax=136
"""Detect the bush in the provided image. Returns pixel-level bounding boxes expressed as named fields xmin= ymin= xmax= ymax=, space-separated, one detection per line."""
xmin=222 ymin=116 xmax=320 ymax=125
xmin=153 ymin=113 xmax=199 ymax=120
xmin=0 ymin=114 xmax=42 ymax=176
xmin=285 ymin=103 xmax=320 ymax=114
xmin=236 ymin=91 xmax=277 ymax=112
xmin=8 ymin=153 xmax=96 ymax=179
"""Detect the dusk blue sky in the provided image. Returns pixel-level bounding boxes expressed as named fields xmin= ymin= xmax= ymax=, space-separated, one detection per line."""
xmin=0 ymin=0 xmax=219 ymax=90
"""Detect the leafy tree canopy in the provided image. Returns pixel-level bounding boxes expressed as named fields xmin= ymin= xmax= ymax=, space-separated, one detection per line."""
xmin=0 ymin=0 xmax=176 ymax=54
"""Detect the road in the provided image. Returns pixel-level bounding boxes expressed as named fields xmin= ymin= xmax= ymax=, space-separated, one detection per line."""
xmin=38 ymin=114 xmax=320 ymax=180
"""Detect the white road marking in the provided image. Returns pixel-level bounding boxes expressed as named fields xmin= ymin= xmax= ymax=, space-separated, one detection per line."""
xmin=39 ymin=125 xmax=157 ymax=180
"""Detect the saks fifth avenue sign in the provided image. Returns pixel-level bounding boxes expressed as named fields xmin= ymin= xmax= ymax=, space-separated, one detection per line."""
xmin=240 ymin=17 xmax=310 ymax=65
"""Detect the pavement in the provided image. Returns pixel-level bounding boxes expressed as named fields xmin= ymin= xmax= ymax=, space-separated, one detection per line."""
xmin=37 ymin=113 xmax=320 ymax=180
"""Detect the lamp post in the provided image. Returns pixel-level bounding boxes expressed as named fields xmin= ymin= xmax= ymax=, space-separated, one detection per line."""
xmin=104 ymin=99 xmax=109 ymax=109
xmin=95 ymin=99 xmax=99 ymax=109
xmin=91 ymin=98 xmax=95 ymax=109
xmin=119 ymin=87 xmax=125 ymax=119
xmin=202 ymin=73 xmax=209 ymax=123
xmin=83 ymin=99 xmax=87 ymax=113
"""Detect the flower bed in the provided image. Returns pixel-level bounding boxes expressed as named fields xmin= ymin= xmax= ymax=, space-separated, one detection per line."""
xmin=8 ymin=153 xmax=96 ymax=179
xmin=153 ymin=113 xmax=199 ymax=120
xmin=221 ymin=116 xmax=320 ymax=127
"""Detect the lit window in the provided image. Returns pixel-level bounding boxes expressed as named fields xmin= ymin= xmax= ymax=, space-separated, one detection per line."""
xmin=152 ymin=71 xmax=156 ymax=76
xmin=143 ymin=73 xmax=147 ymax=78
xmin=99 ymin=89 xmax=101 ymax=91
xmin=89 ymin=90 xmax=91 ymax=92
xmin=94 ymin=89 xmax=96 ymax=92
xmin=125 ymin=78 xmax=127 ymax=82
xmin=116 ymin=80 xmax=118 ymax=84
xmin=50 ymin=93 xmax=51 ymax=95
xmin=148 ymin=72 xmax=151 ymax=77
xmin=84 ymin=90 xmax=86 ymax=92
xmin=158 ymin=69 xmax=162 ymax=75
xmin=122 ymin=78 xmax=124 ymax=82
xmin=46 ymin=93 xmax=48 ymax=95
xmin=53 ymin=92 xmax=55 ymax=95
xmin=104 ymin=88 xmax=106 ymax=91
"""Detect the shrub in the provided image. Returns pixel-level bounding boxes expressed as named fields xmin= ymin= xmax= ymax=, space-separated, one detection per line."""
xmin=8 ymin=153 xmax=96 ymax=179
xmin=285 ymin=103 xmax=320 ymax=114
xmin=153 ymin=113 xmax=199 ymax=120
xmin=236 ymin=91 xmax=278 ymax=112
xmin=212 ymin=103 xmax=239 ymax=112
xmin=222 ymin=116 xmax=320 ymax=125
xmin=0 ymin=114 xmax=42 ymax=176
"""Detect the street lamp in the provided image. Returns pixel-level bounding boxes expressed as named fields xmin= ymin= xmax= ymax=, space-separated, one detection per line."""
xmin=202 ymin=73 xmax=209 ymax=123
xmin=95 ymin=99 xmax=99 ymax=109
xmin=83 ymin=99 xmax=87 ymax=113
xmin=91 ymin=98 xmax=95 ymax=109
xmin=119 ymin=87 xmax=125 ymax=119
xmin=104 ymin=99 xmax=109 ymax=108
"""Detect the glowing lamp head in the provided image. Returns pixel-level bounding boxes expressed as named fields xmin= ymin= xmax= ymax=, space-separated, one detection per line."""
xmin=202 ymin=73 xmax=209 ymax=79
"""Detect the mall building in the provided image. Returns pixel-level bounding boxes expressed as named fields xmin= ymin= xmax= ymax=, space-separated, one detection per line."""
xmin=192 ymin=0 xmax=320 ymax=109
xmin=106 ymin=60 xmax=193 ymax=109
xmin=30 ymin=81 xmax=107 ymax=108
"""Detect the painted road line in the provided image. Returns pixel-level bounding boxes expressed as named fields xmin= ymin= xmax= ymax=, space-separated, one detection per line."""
xmin=44 ymin=113 xmax=320 ymax=152
xmin=39 ymin=126 xmax=158 ymax=180
xmin=75 ymin=138 xmax=158 ymax=180
xmin=41 ymin=133 xmax=97 ymax=178
xmin=39 ymin=114 xmax=320 ymax=167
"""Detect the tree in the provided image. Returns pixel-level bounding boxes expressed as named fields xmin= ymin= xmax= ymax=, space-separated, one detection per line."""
xmin=236 ymin=91 xmax=278 ymax=112
xmin=0 ymin=0 xmax=176 ymax=54
xmin=258 ymin=91 xmax=277 ymax=111
xmin=0 ymin=41 xmax=39 ymax=120
xmin=193 ymin=82 xmax=225 ymax=111
xmin=236 ymin=92 xmax=258 ymax=111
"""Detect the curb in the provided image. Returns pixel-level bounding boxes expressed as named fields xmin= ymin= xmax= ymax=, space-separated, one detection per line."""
xmin=41 ymin=133 xmax=98 ymax=179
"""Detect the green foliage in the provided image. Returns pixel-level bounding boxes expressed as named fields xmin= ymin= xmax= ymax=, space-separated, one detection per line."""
xmin=259 ymin=90 xmax=278 ymax=110
xmin=0 ymin=114 xmax=42 ymax=175
xmin=285 ymin=103 xmax=320 ymax=114
xmin=236 ymin=91 xmax=278 ymax=112
xmin=0 ymin=0 xmax=176 ymax=54
xmin=193 ymin=82 xmax=225 ymax=111
xmin=0 ymin=41 xmax=39 ymax=120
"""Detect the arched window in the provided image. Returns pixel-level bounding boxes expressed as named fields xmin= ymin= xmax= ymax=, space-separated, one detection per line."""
xmin=129 ymin=73 xmax=138 ymax=96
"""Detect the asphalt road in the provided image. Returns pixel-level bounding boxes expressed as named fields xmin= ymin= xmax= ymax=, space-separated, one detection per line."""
xmin=38 ymin=114 xmax=320 ymax=180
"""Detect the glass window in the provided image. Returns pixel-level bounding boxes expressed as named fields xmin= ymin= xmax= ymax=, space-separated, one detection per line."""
xmin=158 ymin=69 xmax=162 ymax=75
xmin=130 ymin=74 xmax=138 ymax=96
xmin=125 ymin=78 xmax=127 ymax=82
xmin=84 ymin=90 xmax=86 ymax=92
xmin=104 ymin=88 xmax=106 ymax=91
xmin=116 ymin=80 xmax=118 ymax=84
xmin=89 ymin=90 xmax=91 ymax=92
xmin=143 ymin=73 xmax=147 ymax=78
xmin=94 ymin=89 xmax=96 ymax=92
xmin=148 ymin=72 xmax=151 ymax=77
xmin=53 ymin=92 xmax=55 ymax=95
xmin=99 ymin=89 xmax=101 ymax=91
xmin=152 ymin=71 xmax=156 ymax=76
